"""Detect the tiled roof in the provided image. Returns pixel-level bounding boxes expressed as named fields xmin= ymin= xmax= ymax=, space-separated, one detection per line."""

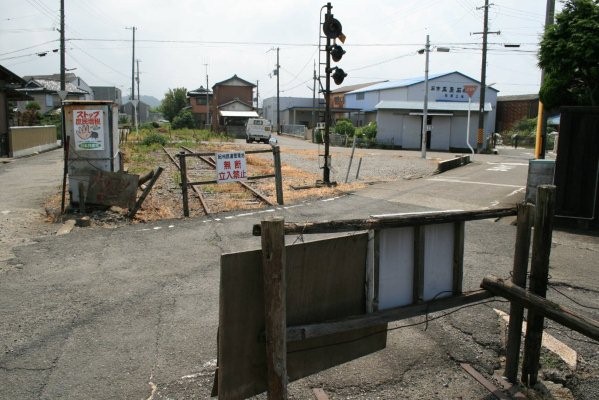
xmin=19 ymin=78 xmax=88 ymax=94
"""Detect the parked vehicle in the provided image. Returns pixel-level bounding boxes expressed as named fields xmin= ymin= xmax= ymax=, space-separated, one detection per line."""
xmin=245 ymin=118 xmax=272 ymax=143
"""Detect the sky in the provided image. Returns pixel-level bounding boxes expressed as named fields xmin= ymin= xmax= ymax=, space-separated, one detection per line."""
xmin=1 ymin=0 xmax=560 ymax=104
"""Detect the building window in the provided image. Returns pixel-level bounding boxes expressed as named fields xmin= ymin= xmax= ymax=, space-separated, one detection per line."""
xmin=46 ymin=94 xmax=53 ymax=107
xmin=356 ymin=93 xmax=365 ymax=100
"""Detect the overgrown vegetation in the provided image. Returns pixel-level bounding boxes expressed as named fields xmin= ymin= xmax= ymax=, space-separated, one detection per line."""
xmin=334 ymin=119 xmax=356 ymax=136
xmin=160 ymin=87 xmax=188 ymax=122
xmin=500 ymin=117 xmax=556 ymax=148
xmin=141 ymin=132 xmax=168 ymax=146
xmin=171 ymin=110 xmax=195 ymax=130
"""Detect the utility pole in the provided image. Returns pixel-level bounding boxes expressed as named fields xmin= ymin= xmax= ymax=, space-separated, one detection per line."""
xmin=474 ymin=0 xmax=499 ymax=153
xmin=276 ymin=47 xmax=280 ymax=134
xmin=126 ymin=26 xmax=137 ymax=125
xmin=256 ymin=80 xmax=259 ymax=110
xmin=421 ymin=34 xmax=430 ymax=159
xmin=204 ymin=63 xmax=209 ymax=129
xmin=136 ymin=59 xmax=141 ymax=99
xmin=60 ymin=0 xmax=65 ymax=93
xmin=535 ymin=0 xmax=556 ymax=159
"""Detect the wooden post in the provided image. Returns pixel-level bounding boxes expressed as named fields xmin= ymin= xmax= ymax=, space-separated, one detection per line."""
xmin=273 ymin=146 xmax=284 ymax=205
xmin=128 ymin=167 xmax=164 ymax=219
xmin=261 ymin=218 xmax=287 ymax=399
xmin=522 ymin=185 xmax=556 ymax=386
xmin=504 ymin=203 xmax=534 ymax=383
xmin=345 ymin=136 xmax=357 ymax=183
xmin=355 ymin=157 xmax=363 ymax=180
xmin=178 ymin=151 xmax=190 ymax=217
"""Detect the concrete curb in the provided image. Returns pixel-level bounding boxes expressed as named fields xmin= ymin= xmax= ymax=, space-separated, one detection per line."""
xmin=437 ymin=155 xmax=471 ymax=173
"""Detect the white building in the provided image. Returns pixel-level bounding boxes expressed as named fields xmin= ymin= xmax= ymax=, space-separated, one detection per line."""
xmin=344 ymin=71 xmax=498 ymax=151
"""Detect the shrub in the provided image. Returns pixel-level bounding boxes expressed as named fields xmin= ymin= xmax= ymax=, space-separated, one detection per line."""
xmin=172 ymin=110 xmax=196 ymax=130
xmin=361 ymin=122 xmax=377 ymax=139
xmin=141 ymin=132 xmax=168 ymax=146
xmin=334 ymin=119 xmax=355 ymax=136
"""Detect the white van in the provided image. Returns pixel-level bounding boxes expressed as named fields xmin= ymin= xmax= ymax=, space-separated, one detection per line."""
xmin=245 ymin=118 xmax=272 ymax=143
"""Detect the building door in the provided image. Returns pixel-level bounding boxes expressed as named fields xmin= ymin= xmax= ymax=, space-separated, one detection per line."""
xmin=424 ymin=115 xmax=432 ymax=150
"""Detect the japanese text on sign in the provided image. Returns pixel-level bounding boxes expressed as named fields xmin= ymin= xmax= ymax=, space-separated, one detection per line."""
xmin=430 ymin=81 xmax=474 ymax=102
xmin=73 ymin=109 xmax=104 ymax=150
xmin=216 ymin=151 xmax=247 ymax=183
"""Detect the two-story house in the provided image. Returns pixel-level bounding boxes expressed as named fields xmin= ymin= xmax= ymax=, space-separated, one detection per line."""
xmin=187 ymin=86 xmax=213 ymax=128
xmin=211 ymin=75 xmax=258 ymax=134
xmin=16 ymin=73 xmax=91 ymax=114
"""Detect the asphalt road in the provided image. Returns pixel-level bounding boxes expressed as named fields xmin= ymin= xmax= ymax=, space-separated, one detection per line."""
xmin=1 ymin=141 xmax=597 ymax=399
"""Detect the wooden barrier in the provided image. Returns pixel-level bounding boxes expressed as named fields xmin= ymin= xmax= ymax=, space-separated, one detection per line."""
xmin=179 ymin=147 xmax=284 ymax=217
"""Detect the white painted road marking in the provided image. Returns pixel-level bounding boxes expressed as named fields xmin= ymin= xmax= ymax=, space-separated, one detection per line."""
xmin=494 ymin=309 xmax=577 ymax=369
xmin=428 ymin=177 xmax=525 ymax=189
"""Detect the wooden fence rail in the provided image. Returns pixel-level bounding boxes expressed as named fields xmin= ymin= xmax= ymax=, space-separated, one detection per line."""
xmin=178 ymin=146 xmax=283 ymax=217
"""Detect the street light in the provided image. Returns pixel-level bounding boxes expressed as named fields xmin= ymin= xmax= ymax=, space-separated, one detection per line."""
xmin=419 ymin=35 xmax=449 ymax=159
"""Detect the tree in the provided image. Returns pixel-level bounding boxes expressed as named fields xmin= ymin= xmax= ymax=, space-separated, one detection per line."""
xmin=160 ymin=87 xmax=189 ymax=122
xmin=22 ymin=101 xmax=41 ymax=125
xmin=171 ymin=110 xmax=196 ymax=130
xmin=538 ymin=0 xmax=599 ymax=108
xmin=333 ymin=119 xmax=355 ymax=136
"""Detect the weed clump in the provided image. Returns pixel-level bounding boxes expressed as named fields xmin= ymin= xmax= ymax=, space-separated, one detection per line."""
xmin=141 ymin=132 xmax=168 ymax=146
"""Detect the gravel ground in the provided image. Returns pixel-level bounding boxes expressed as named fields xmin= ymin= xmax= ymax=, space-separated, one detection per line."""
xmin=272 ymin=137 xmax=442 ymax=184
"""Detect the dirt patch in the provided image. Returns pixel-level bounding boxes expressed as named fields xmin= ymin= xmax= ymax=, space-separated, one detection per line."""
xmin=45 ymin=142 xmax=369 ymax=227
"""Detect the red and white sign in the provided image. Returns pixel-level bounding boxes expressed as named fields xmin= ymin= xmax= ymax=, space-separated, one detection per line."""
xmin=216 ymin=151 xmax=247 ymax=183
xmin=463 ymin=84 xmax=478 ymax=98
xmin=73 ymin=109 xmax=104 ymax=150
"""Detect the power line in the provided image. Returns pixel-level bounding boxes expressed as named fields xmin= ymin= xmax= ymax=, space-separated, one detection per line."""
xmin=0 ymin=39 xmax=59 ymax=56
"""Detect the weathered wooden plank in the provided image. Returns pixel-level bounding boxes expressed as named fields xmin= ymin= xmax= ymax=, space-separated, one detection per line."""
xmin=287 ymin=290 xmax=493 ymax=342
xmin=482 ymin=276 xmax=599 ymax=342
xmin=128 ymin=167 xmax=163 ymax=219
xmin=178 ymin=151 xmax=189 ymax=217
xmin=217 ymin=233 xmax=386 ymax=399
xmin=261 ymin=219 xmax=287 ymax=399
xmin=273 ymin=146 xmax=284 ymax=205
xmin=252 ymin=207 xmax=517 ymax=236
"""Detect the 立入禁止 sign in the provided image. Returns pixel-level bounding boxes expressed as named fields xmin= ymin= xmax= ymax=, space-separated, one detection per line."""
xmin=73 ymin=109 xmax=104 ymax=150
xmin=216 ymin=151 xmax=247 ymax=183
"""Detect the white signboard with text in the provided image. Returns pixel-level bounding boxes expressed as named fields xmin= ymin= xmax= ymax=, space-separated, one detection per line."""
xmin=216 ymin=151 xmax=247 ymax=183
xmin=73 ymin=109 xmax=105 ymax=150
